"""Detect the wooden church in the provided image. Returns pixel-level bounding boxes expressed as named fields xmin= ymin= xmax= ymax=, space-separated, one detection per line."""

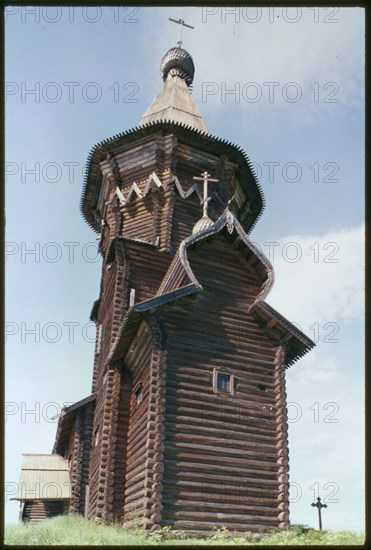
xmin=14 ymin=35 xmax=314 ymax=533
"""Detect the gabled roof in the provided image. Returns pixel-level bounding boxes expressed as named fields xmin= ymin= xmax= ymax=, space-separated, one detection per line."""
xmin=53 ymin=394 xmax=96 ymax=456
xmin=11 ymin=454 xmax=70 ymax=501
xmin=156 ymin=209 xmax=273 ymax=301
xmin=107 ymin=209 xmax=314 ymax=366
xmin=251 ymin=301 xmax=315 ymax=367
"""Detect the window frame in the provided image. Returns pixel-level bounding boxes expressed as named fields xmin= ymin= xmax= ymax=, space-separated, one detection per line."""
xmin=133 ymin=382 xmax=143 ymax=407
xmin=213 ymin=367 xmax=235 ymax=396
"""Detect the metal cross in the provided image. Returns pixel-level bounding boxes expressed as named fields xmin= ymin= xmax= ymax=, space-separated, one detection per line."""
xmin=193 ymin=171 xmax=219 ymax=217
xmin=311 ymin=496 xmax=327 ymax=531
xmin=169 ymin=17 xmax=194 ymax=48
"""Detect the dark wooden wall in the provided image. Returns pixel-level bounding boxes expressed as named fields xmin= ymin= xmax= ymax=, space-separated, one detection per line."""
xmin=79 ymin=129 xmax=290 ymax=532
xmin=122 ymin=323 xmax=153 ymax=527
xmin=67 ymin=404 xmax=94 ymax=516
xmin=157 ymin=230 xmax=289 ymax=533
xmin=97 ymin=131 xmax=246 ymax=258
xmin=122 ymin=318 xmax=168 ymax=532
xmin=111 ymin=368 xmax=131 ymax=521
xmin=22 ymin=500 xmax=68 ymax=523
xmin=124 ymin=242 xmax=173 ymax=304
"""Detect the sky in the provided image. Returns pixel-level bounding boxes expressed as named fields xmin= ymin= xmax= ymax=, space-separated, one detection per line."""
xmin=5 ymin=6 xmax=365 ymax=532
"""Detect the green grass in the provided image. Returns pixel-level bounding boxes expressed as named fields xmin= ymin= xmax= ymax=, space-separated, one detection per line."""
xmin=4 ymin=516 xmax=365 ymax=546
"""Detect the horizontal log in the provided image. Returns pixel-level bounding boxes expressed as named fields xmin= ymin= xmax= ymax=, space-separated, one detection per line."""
xmin=163 ymin=438 xmax=277 ymax=461
xmin=161 ymin=498 xmax=278 ymax=516
xmin=161 ymin=515 xmax=278 ymax=529
xmin=160 ymin=490 xmax=277 ymax=508
xmin=162 ymin=465 xmax=279 ymax=485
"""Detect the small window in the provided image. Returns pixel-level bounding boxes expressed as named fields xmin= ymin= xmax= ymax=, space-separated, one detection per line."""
xmin=96 ymin=324 xmax=102 ymax=355
xmin=217 ymin=374 xmax=230 ymax=391
xmin=129 ymin=288 xmax=136 ymax=308
xmin=134 ymin=383 xmax=143 ymax=406
xmin=213 ymin=368 xmax=235 ymax=396
xmin=93 ymin=427 xmax=100 ymax=447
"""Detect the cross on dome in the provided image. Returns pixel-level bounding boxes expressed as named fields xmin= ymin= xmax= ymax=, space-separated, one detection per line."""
xmin=192 ymin=171 xmax=219 ymax=234
xmin=193 ymin=171 xmax=219 ymax=218
xmin=168 ymin=17 xmax=194 ymax=48
xmin=139 ymin=17 xmax=207 ymax=131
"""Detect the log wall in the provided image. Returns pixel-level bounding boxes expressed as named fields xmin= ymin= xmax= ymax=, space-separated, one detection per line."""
xmin=82 ymin=131 xmax=291 ymax=531
xmin=124 ymin=242 xmax=173 ymax=305
xmin=122 ymin=323 xmax=152 ymax=527
xmin=111 ymin=368 xmax=132 ymax=521
xmin=159 ymin=231 xmax=285 ymax=533
xmin=274 ymin=345 xmax=290 ymax=529
xmin=97 ymin=132 xmax=246 ymax=257
xmin=122 ymin=318 xmax=167 ymax=532
xmin=121 ymin=196 xmax=156 ymax=243
xmin=87 ymin=368 xmax=117 ymax=521
xmin=22 ymin=500 xmax=68 ymax=523
xmin=68 ymin=403 xmax=94 ymax=517
xmin=171 ymin=193 xmax=202 ymax=250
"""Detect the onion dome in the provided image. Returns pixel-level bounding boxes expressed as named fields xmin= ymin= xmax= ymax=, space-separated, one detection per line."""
xmin=160 ymin=47 xmax=195 ymax=87
xmin=192 ymin=215 xmax=214 ymax=235
xmin=139 ymin=45 xmax=207 ymax=133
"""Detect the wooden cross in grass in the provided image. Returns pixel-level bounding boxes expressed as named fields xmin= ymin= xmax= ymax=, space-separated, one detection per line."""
xmin=311 ymin=496 xmax=327 ymax=531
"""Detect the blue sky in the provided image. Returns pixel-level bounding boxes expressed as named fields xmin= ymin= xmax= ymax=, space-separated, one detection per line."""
xmin=5 ymin=6 xmax=364 ymax=531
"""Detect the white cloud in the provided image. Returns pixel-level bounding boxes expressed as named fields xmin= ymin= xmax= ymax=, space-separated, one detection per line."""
xmin=197 ymin=8 xmax=363 ymax=87
xmin=291 ymin=352 xmax=343 ymax=387
xmin=265 ymin=224 xmax=364 ymax=328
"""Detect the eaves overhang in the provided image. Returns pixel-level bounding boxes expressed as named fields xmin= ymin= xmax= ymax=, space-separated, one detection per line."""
xmin=52 ymin=394 xmax=96 ymax=455
xmin=80 ymin=120 xmax=264 ymax=235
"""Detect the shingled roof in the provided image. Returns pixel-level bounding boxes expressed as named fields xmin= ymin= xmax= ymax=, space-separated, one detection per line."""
xmin=11 ymin=454 xmax=71 ymax=501
xmin=139 ymin=73 xmax=208 ymax=133
xmin=139 ymin=46 xmax=208 ymax=133
xmin=53 ymin=394 xmax=96 ymax=456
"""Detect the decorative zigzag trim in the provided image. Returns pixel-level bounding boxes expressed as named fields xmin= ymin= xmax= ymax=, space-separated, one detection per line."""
xmin=80 ymin=120 xmax=265 ymax=234
xmin=113 ymin=171 xmax=203 ymax=207
xmin=172 ymin=175 xmax=202 ymax=201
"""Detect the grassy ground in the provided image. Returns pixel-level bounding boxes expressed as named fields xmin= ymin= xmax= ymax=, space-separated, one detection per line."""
xmin=4 ymin=515 xmax=365 ymax=546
